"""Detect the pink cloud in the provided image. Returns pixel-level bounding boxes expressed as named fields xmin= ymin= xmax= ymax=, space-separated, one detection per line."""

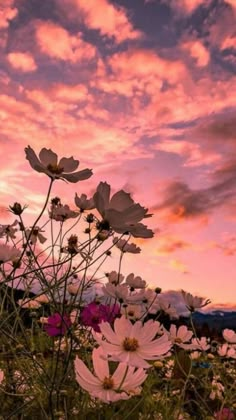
xmin=220 ymin=35 xmax=236 ymax=50
xmin=182 ymin=40 xmax=210 ymax=67
xmin=153 ymin=139 xmax=220 ymax=167
xmin=35 ymin=20 xmax=96 ymax=62
xmin=7 ymin=52 xmax=37 ymax=72
xmin=169 ymin=258 xmax=189 ymax=273
xmin=0 ymin=0 xmax=18 ymax=29
xmin=59 ymin=0 xmax=142 ymax=43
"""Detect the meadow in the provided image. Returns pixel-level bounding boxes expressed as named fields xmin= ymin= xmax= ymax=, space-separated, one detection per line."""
xmin=0 ymin=146 xmax=235 ymax=420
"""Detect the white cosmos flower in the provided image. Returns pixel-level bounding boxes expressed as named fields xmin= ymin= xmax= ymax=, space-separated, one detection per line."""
xmin=0 ymin=244 xmax=21 ymax=264
xmin=125 ymin=273 xmax=146 ymax=289
xmin=25 ymin=146 xmax=93 ymax=183
xmin=94 ymin=315 xmax=172 ymax=368
xmin=93 ymin=182 xmax=153 ymax=238
xmin=121 ymin=304 xmax=145 ymax=321
xmin=74 ymin=346 xmax=147 ymax=403
xmin=181 ymin=290 xmax=211 ymax=312
xmin=222 ymin=329 xmax=236 ymax=344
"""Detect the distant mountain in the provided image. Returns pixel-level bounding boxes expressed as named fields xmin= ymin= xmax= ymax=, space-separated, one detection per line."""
xmin=183 ymin=310 xmax=236 ymax=332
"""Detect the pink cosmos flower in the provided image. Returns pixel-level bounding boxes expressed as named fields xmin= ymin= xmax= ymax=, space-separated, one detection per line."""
xmin=93 ymin=315 xmax=172 ymax=368
xmin=81 ymin=302 xmax=120 ymax=332
xmin=44 ymin=313 xmax=72 ymax=337
xmin=74 ymin=346 xmax=147 ymax=403
xmin=93 ymin=181 xmax=153 ymax=238
xmin=25 ymin=146 xmax=93 ymax=183
xmin=214 ymin=407 xmax=235 ymax=420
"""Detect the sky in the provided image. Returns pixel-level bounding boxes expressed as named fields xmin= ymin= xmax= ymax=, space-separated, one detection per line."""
xmin=0 ymin=0 xmax=236 ymax=308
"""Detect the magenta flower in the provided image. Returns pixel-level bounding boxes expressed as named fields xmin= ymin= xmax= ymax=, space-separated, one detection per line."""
xmin=44 ymin=313 xmax=72 ymax=337
xmin=215 ymin=408 xmax=235 ymax=420
xmin=80 ymin=302 xmax=120 ymax=332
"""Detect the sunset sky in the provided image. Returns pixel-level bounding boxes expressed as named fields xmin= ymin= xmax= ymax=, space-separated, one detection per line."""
xmin=0 ymin=0 xmax=236 ymax=308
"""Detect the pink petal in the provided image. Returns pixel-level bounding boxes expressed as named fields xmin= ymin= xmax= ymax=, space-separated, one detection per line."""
xmin=39 ymin=148 xmax=58 ymax=166
xmin=63 ymin=169 xmax=93 ymax=183
xmin=92 ymin=347 xmax=109 ymax=381
xmin=58 ymin=157 xmax=79 ymax=172
xmin=114 ymin=316 xmax=132 ymax=340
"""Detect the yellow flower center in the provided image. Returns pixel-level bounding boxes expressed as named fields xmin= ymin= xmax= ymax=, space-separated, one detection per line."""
xmin=122 ymin=337 xmax=139 ymax=351
xmin=47 ymin=164 xmax=64 ymax=175
xmin=174 ymin=337 xmax=182 ymax=344
xmin=102 ymin=376 xmax=114 ymax=390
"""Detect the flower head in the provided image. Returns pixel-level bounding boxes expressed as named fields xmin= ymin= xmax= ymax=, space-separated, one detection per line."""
xmin=223 ymin=329 xmax=236 ymax=344
xmin=0 ymin=220 xmax=18 ymax=241
xmin=214 ymin=407 xmax=235 ymax=420
xmin=0 ymin=243 xmax=21 ymax=264
xmin=125 ymin=273 xmax=146 ymax=289
xmin=25 ymin=146 xmax=93 ymax=183
xmin=74 ymin=193 xmax=95 ymax=211
xmin=93 ymin=182 xmax=153 ymax=238
xmin=181 ymin=290 xmax=211 ymax=312
xmin=49 ymin=200 xmax=78 ymax=222
xmin=44 ymin=313 xmax=72 ymax=337
xmin=74 ymin=346 xmax=147 ymax=403
xmin=81 ymin=302 xmax=120 ymax=332
xmin=113 ymin=237 xmax=141 ymax=254
xmin=93 ymin=315 xmax=172 ymax=368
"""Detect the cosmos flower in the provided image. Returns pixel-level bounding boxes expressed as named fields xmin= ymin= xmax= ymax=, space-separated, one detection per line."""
xmin=74 ymin=193 xmax=95 ymax=211
xmin=0 ymin=220 xmax=18 ymax=241
xmin=120 ymin=303 xmax=144 ymax=321
xmin=0 ymin=243 xmax=21 ymax=264
xmin=93 ymin=315 xmax=172 ymax=368
xmin=93 ymin=182 xmax=153 ymax=238
xmin=80 ymin=302 xmax=120 ymax=332
xmin=44 ymin=313 xmax=72 ymax=337
xmin=125 ymin=273 xmax=146 ymax=289
xmin=181 ymin=290 xmax=211 ymax=312
xmin=49 ymin=201 xmax=78 ymax=222
xmin=217 ymin=343 xmax=236 ymax=359
xmin=222 ymin=329 xmax=236 ymax=344
xmin=214 ymin=408 xmax=235 ymax=420
xmin=102 ymin=283 xmax=129 ymax=303
xmin=209 ymin=377 xmax=224 ymax=400
xmin=74 ymin=346 xmax=147 ymax=403
xmin=25 ymin=227 xmax=47 ymax=245
xmin=106 ymin=270 xmax=124 ymax=285
xmin=25 ymin=146 xmax=93 ymax=183
xmin=167 ymin=325 xmax=194 ymax=350
xmin=113 ymin=237 xmax=141 ymax=254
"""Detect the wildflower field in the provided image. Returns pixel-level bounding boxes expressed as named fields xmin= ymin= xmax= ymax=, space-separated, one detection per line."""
xmin=0 ymin=146 xmax=235 ymax=419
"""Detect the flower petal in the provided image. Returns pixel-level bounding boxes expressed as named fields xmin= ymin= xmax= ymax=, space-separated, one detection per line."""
xmin=58 ymin=157 xmax=79 ymax=172
xmin=25 ymin=146 xmax=46 ymax=173
xmin=114 ymin=316 xmax=132 ymax=340
xmin=92 ymin=347 xmax=109 ymax=381
xmin=39 ymin=148 xmax=58 ymax=166
xmin=63 ymin=168 xmax=93 ymax=183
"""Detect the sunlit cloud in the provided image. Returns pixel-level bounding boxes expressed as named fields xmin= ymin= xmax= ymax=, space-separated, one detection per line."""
xmin=7 ymin=52 xmax=37 ymax=72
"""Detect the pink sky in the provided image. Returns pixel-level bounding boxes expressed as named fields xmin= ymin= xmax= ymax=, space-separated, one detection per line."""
xmin=0 ymin=0 xmax=236 ymax=307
